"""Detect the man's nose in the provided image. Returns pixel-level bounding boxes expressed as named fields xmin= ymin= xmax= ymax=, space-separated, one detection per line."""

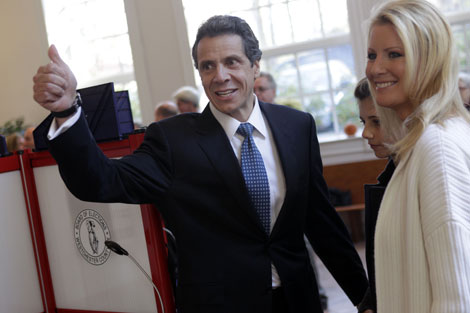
xmin=214 ymin=65 xmax=230 ymax=82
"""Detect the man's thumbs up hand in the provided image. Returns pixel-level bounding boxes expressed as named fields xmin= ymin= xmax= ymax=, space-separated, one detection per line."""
xmin=33 ymin=44 xmax=77 ymax=113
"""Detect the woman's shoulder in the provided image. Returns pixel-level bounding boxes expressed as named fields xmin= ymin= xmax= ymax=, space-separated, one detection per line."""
xmin=418 ymin=117 xmax=469 ymax=148
xmin=414 ymin=117 xmax=470 ymax=166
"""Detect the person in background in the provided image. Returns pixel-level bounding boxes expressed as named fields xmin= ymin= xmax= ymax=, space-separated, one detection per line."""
xmin=366 ymin=1 xmax=470 ymax=312
xmin=154 ymin=101 xmax=179 ymax=122
xmin=172 ymin=86 xmax=200 ymax=113
xmin=23 ymin=126 xmax=35 ymax=150
xmin=355 ymin=77 xmax=395 ymax=312
xmin=254 ymin=72 xmax=277 ymax=104
xmin=6 ymin=132 xmax=24 ymax=153
xmin=458 ymin=72 xmax=470 ymax=111
xmin=33 ymin=15 xmax=370 ymax=313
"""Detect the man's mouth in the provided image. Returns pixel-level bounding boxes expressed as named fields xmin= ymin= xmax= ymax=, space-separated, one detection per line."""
xmin=215 ymin=89 xmax=237 ymax=96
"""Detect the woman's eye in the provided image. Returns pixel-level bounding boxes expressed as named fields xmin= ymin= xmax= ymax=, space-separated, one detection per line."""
xmin=389 ymin=51 xmax=402 ymax=58
xmin=367 ymin=53 xmax=377 ymax=60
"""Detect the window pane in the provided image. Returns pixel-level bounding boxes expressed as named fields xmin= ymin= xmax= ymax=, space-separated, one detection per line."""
xmin=230 ymin=0 xmax=255 ymax=11
xmin=290 ymin=0 xmax=322 ymax=42
xmin=304 ymin=92 xmax=334 ymax=133
xmin=265 ymin=55 xmax=299 ymax=99
xmin=298 ymin=49 xmax=329 ymax=93
xmin=453 ymin=23 xmax=470 ymax=72
xmin=259 ymin=7 xmax=274 ymax=47
xmin=319 ymin=0 xmax=349 ymax=36
xmin=327 ymin=45 xmax=356 ymax=89
xmin=429 ymin=0 xmax=470 ymax=13
xmin=335 ymin=84 xmax=359 ymax=131
xmin=42 ymin=0 xmax=141 ymax=123
xmin=270 ymin=3 xmax=294 ymax=46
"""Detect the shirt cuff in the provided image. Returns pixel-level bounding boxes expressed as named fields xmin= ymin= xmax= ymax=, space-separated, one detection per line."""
xmin=47 ymin=107 xmax=82 ymax=140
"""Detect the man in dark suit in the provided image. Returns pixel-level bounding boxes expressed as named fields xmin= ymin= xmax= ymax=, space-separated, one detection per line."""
xmin=33 ymin=15 xmax=369 ymax=313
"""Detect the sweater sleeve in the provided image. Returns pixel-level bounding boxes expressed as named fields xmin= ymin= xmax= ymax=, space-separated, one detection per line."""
xmin=417 ymin=123 xmax=470 ymax=312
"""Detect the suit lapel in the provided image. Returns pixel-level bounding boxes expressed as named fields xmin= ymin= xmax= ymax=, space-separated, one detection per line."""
xmin=195 ymin=106 xmax=265 ymax=234
xmin=259 ymin=102 xmax=298 ymax=236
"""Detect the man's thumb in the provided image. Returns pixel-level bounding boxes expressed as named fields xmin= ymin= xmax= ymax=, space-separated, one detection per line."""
xmin=48 ymin=44 xmax=65 ymax=65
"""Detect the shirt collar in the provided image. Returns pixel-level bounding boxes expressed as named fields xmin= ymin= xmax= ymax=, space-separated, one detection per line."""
xmin=209 ymin=94 xmax=268 ymax=139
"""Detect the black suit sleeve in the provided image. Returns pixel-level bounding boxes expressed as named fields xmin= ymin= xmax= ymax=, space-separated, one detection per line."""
xmin=303 ymin=114 xmax=369 ymax=305
xmin=48 ymin=112 xmax=172 ymax=205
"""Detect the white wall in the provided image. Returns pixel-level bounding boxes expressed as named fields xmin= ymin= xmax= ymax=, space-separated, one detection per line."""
xmin=0 ymin=0 xmax=50 ymax=127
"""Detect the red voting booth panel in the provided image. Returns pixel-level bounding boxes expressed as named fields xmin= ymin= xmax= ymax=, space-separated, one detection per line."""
xmin=5 ymin=132 xmax=175 ymax=313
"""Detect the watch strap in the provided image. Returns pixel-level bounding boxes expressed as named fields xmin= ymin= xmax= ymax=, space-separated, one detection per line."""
xmin=51 ymin=92 xmax=82 ymax=118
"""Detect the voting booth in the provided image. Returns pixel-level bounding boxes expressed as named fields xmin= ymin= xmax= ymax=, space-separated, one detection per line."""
xmin=1 ymin=133 xmax=175 ymax=313
xmin=0 ymin=154 xmax=44 ymax=313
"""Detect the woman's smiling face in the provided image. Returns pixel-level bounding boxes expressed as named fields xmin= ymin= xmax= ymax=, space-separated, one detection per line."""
xmin=366 ymin=23 xmax=412 ymax=120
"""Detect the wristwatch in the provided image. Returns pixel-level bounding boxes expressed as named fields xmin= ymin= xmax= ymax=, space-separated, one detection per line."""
xmin=50 ymin=92 xmax=82 ymax=118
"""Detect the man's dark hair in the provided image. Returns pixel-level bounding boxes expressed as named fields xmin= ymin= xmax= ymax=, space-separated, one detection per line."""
xmin=354 ymin=77 xmax=371 ymax=101
xmin=191 ymin=15 xmax=262 ymax=69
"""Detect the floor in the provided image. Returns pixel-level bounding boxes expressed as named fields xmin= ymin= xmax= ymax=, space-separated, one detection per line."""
xmin=315 ymin=241 xmax=366 ymax=313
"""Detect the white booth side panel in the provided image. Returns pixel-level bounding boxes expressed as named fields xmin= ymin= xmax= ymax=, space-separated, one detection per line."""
xmin=0 ymin=170 xmax=43 ymax=313
xmin=34 ymin=165 xmax=157 ymax=313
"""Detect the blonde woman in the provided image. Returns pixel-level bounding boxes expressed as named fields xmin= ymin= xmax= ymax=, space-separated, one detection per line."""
xmin=366 ymin=1 xmax=470 ymax=312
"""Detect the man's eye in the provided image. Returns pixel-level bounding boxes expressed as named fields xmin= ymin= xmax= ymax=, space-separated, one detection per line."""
xmin=201 ymin=63 xmax=213 ymax=71
xmin=227 ymin=59 xmax=238 ymax=66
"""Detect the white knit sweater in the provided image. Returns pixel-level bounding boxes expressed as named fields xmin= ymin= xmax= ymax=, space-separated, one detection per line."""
xmin=375 ymin=117 xmax=470 ymax=312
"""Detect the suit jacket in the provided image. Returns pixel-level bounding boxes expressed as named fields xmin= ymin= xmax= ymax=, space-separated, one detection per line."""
xmin=47 ymin=101 xmax=368 ymax=313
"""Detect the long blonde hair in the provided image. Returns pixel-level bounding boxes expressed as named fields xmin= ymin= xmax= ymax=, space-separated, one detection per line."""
xmin=367 ymin=0 xmax=470 ymax=162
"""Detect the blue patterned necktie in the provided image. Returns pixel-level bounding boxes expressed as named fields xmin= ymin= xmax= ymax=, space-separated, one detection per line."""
xmin=237 ymin=123 xmax=271 ymax=234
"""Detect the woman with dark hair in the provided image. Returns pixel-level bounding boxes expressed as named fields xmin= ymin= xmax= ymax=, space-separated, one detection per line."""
xmin=355 ymin=77 xmax=395 ymax=312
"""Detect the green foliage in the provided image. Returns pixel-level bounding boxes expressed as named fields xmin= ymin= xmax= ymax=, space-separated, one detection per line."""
xmin=0 ymin=117 xmax=26 ymax=136
xmin=277 ymin=84 xmax=298 ymax=99
xmin=336 ymin=86 xmax=360 ymax=128
xmin=304 ymin=94 xmax=325 ymax=113
xmin=277 ymin=98 xmax=303 ymax=111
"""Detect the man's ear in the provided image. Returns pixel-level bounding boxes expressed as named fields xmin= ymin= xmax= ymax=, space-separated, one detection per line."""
xmin=253 ymin=60 xmax=260 ymax=78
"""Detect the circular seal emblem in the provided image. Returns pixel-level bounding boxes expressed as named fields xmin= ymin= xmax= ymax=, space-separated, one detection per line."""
xmin=74 ymin=209 xmax=111 ymax=265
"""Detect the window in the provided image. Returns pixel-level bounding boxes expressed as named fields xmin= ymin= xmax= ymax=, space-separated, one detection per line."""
xmin=182 ymin=0 xmax=470 ymax=141
xmin=453 ymin=21 xmax=470 ymax=73
xmin=431 ymin=0 xmax=470 ymax=73
xmin=41 ymin=0 xmax=142 ymax=123
xmin=182 ymin=0 xmax=358 ymax=139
